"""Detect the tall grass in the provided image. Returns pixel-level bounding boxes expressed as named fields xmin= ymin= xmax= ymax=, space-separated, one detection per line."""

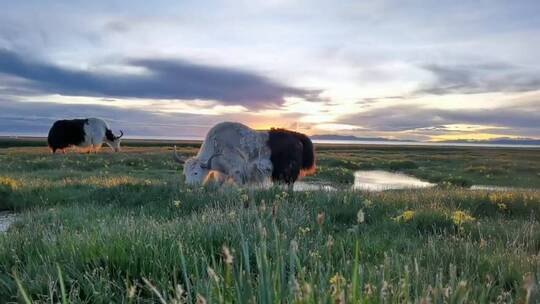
xmin=0 ymin=145 xmax=539 ymax=302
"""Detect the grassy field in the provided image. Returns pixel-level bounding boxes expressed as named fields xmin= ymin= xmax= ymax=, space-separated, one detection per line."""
xmin=1 ymin=140 xmax=540 ymax=303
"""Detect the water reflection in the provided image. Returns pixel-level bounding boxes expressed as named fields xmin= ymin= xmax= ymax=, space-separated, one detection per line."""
xmin=0 ymin=211 xmax=15 ymax=233
xmin=469 ymin=185 xmax=530 ymax=191
xmin=353 ymin=170 xmax=435 ymax=191
xmin=293 ymin=181 xmax=336 ymax=192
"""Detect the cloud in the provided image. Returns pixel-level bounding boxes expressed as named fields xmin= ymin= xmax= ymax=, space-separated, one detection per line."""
xmin=419 ymin=63 xmax=540 ymax=95
xmin=0 ymin=48 xmax=319 ymax=109
xmin=0 ymin=97 xmax=308 ymax=138
xmin=0 ymin=97 xmax=226 ymax=137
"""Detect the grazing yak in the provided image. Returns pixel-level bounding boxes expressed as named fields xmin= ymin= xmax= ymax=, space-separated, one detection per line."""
xmin=173 ymin=122 xmax=316 ymax=186
xmin=47 ymin=118 xmax=124 ymax=153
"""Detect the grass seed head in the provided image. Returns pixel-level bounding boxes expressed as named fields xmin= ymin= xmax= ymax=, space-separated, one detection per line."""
xmin=357 ymin=209 xmax=365 ymax=224
xmin=523 ymin=273 xmax=535 ymax=299
xmin=317 ymin=212 xmax=325 ymax=227
xmin=222 ymin=245 xmax=234 ymax=265
xmin=196 ymin=293 xmax=207 ymax=304
xmin=291 ymin=239 xmax=299 ymax=252
xmin=326 ymin=235 xmax=334 ymax=248
xmin=364 ymin=283 xmax=375 ymax=297
xmin=362 ymin=199 xmax=373 ymax=207
xmin=127 ymin=284 xmax=137 ymax=299
xmin=207 ymin=267 xmax=220 ymax=283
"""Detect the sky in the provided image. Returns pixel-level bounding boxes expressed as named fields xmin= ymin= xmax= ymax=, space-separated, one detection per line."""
xmin=0 ymin=0 xmax=539 ymax=141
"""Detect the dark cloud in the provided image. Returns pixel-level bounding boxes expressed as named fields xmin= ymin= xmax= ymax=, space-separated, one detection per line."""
xmin=339 ymin=102 xmax=540 ymax=136
xmin=419 ymin=63 xmax=540 ymax=95
xmin=0 ymin=98 xmax=227 ymax=137
xmin=0 ymin=97 xmax=306 ymax=138
xmin=0 ymin=48 xmax=319 ymax=109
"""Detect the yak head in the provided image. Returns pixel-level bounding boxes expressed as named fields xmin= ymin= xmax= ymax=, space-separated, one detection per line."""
xmin=105 ymin=130 xmax=124 ymax=152
xmin=173 ymin=146 xmax=221 ymax=185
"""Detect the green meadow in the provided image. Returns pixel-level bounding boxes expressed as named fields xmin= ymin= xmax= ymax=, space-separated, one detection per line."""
xmin=1 ymin=139 xmax=540 ymax=303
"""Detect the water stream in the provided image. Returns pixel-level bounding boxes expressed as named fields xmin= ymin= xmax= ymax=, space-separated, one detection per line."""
xmin=0 ymin=211 xmax=16 ymax=233
xmin=353 ymin=170 xmax=435 ymax=191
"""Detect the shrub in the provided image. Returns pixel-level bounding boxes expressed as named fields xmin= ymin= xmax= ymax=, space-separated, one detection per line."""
xmin=451 ymin=210 xmax=476 ymax=225
xmin=411 ymin=211 xmax=455 ymax=233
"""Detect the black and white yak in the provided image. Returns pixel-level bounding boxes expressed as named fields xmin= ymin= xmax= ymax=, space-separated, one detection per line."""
xmin=173 ymin=122 xmax=316 ymax=186
xmin=47 ymin=118 xmax=124 ymax=153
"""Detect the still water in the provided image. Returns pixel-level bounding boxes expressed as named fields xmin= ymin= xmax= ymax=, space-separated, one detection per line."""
xmin=0 ymin=211 xmax=15 ymax=233
xmin=353 ymin=170 xmax=435 ymax=191
xmin=294 ymin=170 xmax=436 ymax=192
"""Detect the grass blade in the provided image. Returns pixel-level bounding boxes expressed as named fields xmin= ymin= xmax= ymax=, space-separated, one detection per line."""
xmin=13 ymin=271 xmax=33 ymax=304
xmin=56 ymin=264 xmax=68 ymax=304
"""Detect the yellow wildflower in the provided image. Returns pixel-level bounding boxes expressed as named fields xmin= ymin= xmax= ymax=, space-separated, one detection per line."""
xmin=393 ymin=210 xmax=415 ymax=222
xmin=173 ymin=200 xmax=181 ymax=208
xmin=299 ymin=227 xmax=311 ymax=235
xmin=329 ymin=272 xmax=346 ymax=286
xmin=329 ymin=272 xmax=346 ymax=302
xmin=452 ymin=211 xmax=475 ymax=225
xmin=0 ymin=176 xmax=20 ymax=190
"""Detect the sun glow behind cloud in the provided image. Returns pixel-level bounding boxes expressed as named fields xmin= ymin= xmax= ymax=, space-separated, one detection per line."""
xmin=431 ymin=133 xmax=521 ymax=141
xmin=18 ymin=95 xmax=248 ymax=116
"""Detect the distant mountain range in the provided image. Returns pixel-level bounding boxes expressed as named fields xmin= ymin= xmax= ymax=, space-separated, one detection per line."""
xmin=436 ymin=137 xmax=540 ymax=145
xmin=311 ymin=135 xmax=540 ymax=145
xmin=310 ymin=134 xmax=412 ymax=142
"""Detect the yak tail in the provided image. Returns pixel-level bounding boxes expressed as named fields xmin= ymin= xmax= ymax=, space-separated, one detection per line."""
xmin=295 ymin=133 xmax=316 ymax=175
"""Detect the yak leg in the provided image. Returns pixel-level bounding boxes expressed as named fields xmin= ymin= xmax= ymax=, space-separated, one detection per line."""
xmin=203 ymin=171 xmax=217 ymax=185
xmin=230 ymin=168 xmax=248 ymax=186
xmin=203 ymin=171 xmax=227 ymax=186
xmin=93 ymin=144 xmax=102 ymax=153
xmin=81 ymin=145 xmax=92 ymax=154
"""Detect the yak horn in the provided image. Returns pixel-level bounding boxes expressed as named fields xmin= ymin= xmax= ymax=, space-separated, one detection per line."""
xmin=201 ymin=153 xmax=221 ymax=169
xmin=117 ymin=130 xmax=124 ymax=139
xmin=173 ymin=145 xmax=186 ymax=164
